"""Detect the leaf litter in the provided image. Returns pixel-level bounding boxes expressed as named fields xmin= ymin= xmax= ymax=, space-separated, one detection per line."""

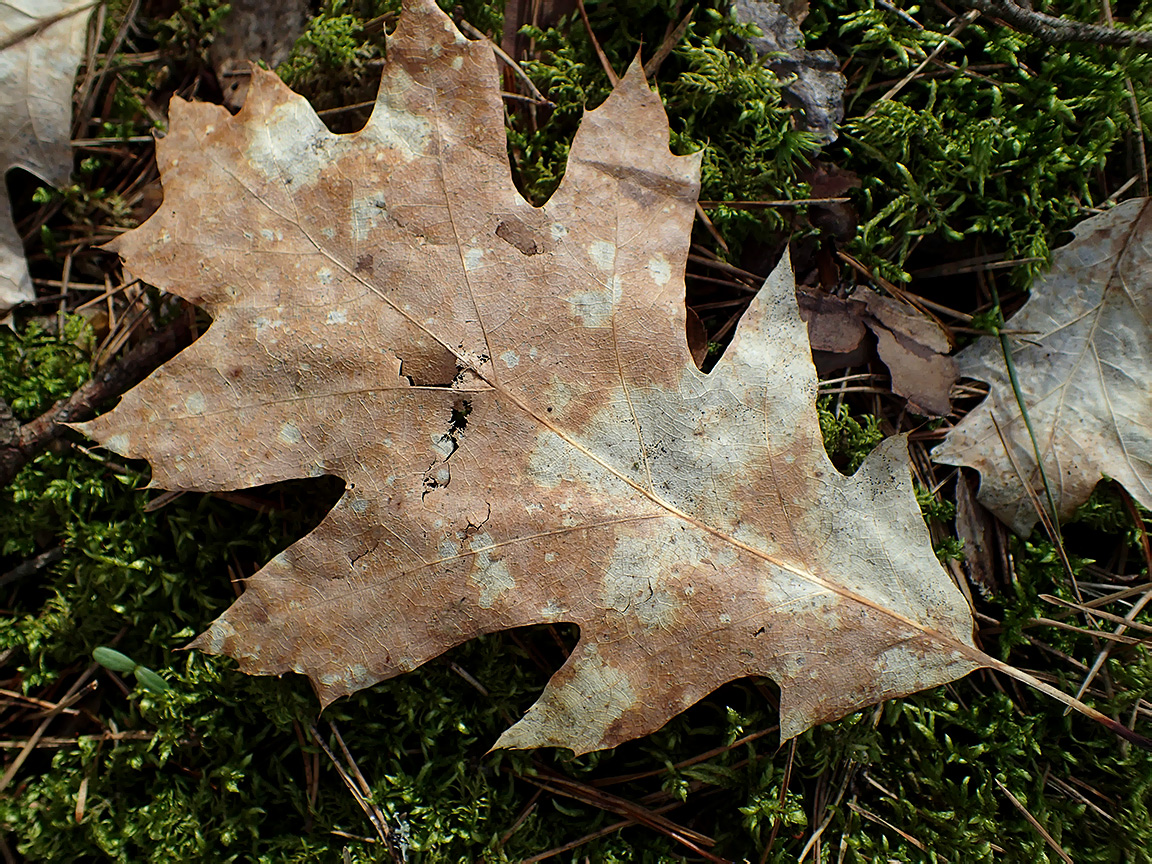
xmin=934 ymin=197 xmax=1152 ymax=537
xmin=797 ymin=283 xmax=958 ymax=416
xmin=75 ymin=0 xmax=1147 ymax=754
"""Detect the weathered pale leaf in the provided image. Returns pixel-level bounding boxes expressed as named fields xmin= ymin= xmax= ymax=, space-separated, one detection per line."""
xmin=0 ymin=0 xmax=94 ymax=315
xmin=934 ymin=199 xmax=1152 ymax=536
xmin=76 ymin=0 xmax=990 ymax=754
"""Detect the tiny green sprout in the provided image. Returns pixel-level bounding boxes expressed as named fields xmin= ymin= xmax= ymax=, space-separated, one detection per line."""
xmin=92 ymin=646 xmax=136 ymax=673
xmin=968 ymin=306 xmax=1006 ymax=335
xmin=132 ymin=667 xmax=171 ymax=693
xmin=93 ymin=646 xmax=171 ymax=693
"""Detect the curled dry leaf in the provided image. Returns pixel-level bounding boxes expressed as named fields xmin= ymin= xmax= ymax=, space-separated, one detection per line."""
xmin=857 ymin=287 xmax=957 ymax=417
xmin=0 ymin=0 xmax=95 ymax=317
xmin=796 ymin=285 xmax=957 ymax=416
xmin=934 ymin=199 xmax=1152 ymax=537
xmin=75 ymin=0 xmax=1134 ymax=754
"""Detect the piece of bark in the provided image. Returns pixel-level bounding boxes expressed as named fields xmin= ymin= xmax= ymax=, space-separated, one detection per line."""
xmin=796 ymin=288 xmax=867 ymax=354
xmin=795 ymin=287 xmax=870 ymax=375
xmin=732 ymin=0 xmax=845 ymax=144
xmin=804 ymin=163 xmax=860 ymax=242
xmin=857 ymin=286 xmax=951 ymax=354
xmin=856 ymin=286 xmax=957 ymax=416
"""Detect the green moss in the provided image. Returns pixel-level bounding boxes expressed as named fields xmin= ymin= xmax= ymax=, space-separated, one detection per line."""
xmin=818 ymin=395 xmax=884 ymax=474
xmin=828 ymin=0 xmax=1152 ymax=285
xmin=0 ymin=316 xmax=93 ymax=420
xmin=5 ymin=396 xmax=1151 ymax=864
xmin=512 ymin=1 xmax=817 ymax=250
xmin=151 ymin=0 xmax=235 ymax=60
xmin=276 ymin=5 xmax=384 ymax=105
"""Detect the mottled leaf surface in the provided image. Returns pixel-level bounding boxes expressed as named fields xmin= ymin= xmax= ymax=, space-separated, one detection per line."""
xmin=934 ymin=199 xmax=1151 ymax=537
xmin=78 ymin=0 xmax=982 ymax=754
xmin=0 ymin=0 xmax=94 ymax=315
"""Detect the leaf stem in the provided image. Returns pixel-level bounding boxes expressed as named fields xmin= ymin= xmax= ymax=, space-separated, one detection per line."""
xmin=985 ymin=284 xmax=1065 ymax=549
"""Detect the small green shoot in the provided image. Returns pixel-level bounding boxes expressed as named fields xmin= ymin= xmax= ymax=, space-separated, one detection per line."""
xmin=93 ymin=647 xmax=171 ymax=693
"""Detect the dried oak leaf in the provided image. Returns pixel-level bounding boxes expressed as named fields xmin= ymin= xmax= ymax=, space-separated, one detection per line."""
xmin=1 ymin=0 xmax=95 ymax=316
xmin=934 ymin=199 xmax=1152 ymax=537
xmin=77 ymin=0 xmax=997 ymax=754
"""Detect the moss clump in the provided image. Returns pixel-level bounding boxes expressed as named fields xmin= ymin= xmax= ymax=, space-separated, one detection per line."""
xmin=511 ymin=2 xmax=818 ymax=251
xmin=825 ymin=0 xmax=1152 ymax=284
xmin=0 ymin=316 xmax=93 ymax=420
xmin=817 ymin=395 xmax=884 ymax=474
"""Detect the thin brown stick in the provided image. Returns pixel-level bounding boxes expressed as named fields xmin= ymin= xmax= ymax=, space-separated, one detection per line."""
xmin=865 ymin=10 xmax=980 ymax=117
xmin=987 ymin=653 xmax=1152 ymax=750
xmin=644 ymin=7 xmax=694 ymax=78
xmin=496 ymin=788 xmax=541 ymax=848
xmin=518 ymin=798 xmax=688 ymax=863
xmin=0 ymin=685 xmax=79 ymax=713
xmin=687 ymin=254 xmax=763 ymax=285
xmin=694 ymin=202 xmax=730 ymax=254
xmin=1028 ymin=616 xmax=1146 ymax=646
xmin=1071 ymin=494 xmax=1152 ymax=700
xmin=0 ymin=730 xmax=154 ymax=749
xmin=963 ymin=0 xmax=1152 ymax=49
xmin=1064 ymin=580 xmax=1152 ymax=611
xmin=994 ymin=779 xmax=1073 ymax=863
xmin=797 ymin=763 xmax=856 ymax=863
xmin=760 ymin=737 xmax=797 ymax=862
xmin=1040 ymin=594 xmax=1152 ymax=635
xmin=989 ymin=414 xmax=1082 ymax=597
xmin=836 ymin=250 xmax=947 ymax=330
xmin=458 ymin=19 xmax=554 ymax=105
xmin=699 ymin=197 xmax=851 ymax=208
xmin=1100 ymin=0 xmax=1151 ymax=196
xmin=523 ymin=772 xmax=723 ymax=862
xmin=910 ymin=253 xmax=1043 ymax=279
xmin=0 ymin=546 xmax=65 ymax=590
xmin=576 ymin=0 xmax=619 ymax=85
xmin=70 ymin=135 xmax=154 ymax=147
xmin=846 ymin=801 xmax=935 ymax=855
xmin=878 ymin=0 xmax=924 ymax=29
xmin=0 ymin=672 xmax=98 ymax=792
xmin=592 ymin=725 xmax=778 ymax=787
xmin=292 ymin=720 xmax=315 ymax=824
xmin=74 ymin=0 xmax=143 ymax=138
xmin=315 ymin=100 xmax=376 ymax=117
xmin=309 ymin=725 xmax=401 ymax=862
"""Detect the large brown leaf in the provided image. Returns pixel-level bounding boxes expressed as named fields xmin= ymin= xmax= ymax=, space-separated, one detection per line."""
xmin=934 ymin=199 xmax=1152 ymax=537
xmin=76 ymin=0 xmax=998 ymax=754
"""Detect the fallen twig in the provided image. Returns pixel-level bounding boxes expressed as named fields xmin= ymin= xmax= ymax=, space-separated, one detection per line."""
xmin=963 ymin=0 xmax=1152 ymax=50
xmin=0 ymin=317 xmax=191 ymax=488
